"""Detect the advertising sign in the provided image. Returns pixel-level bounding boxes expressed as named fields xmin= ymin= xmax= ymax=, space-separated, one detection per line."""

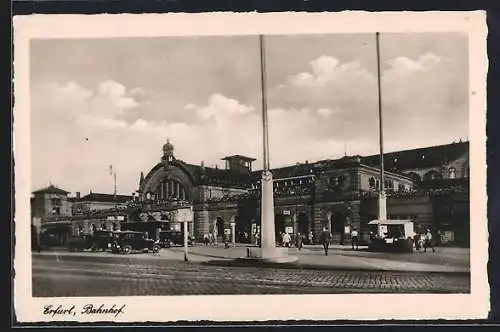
xmin=285 ymin=226 xmax=293 ymax=234
xmin=175 ymin=207 xmax=193 ymax=222
xmin=224 ymin=228 xmax=231 ymax=235
xmin=283 ymin=210 xmax=291 ymax=216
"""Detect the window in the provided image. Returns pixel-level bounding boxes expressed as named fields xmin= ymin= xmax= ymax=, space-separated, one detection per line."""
xmin=329 ymin=176 xmax=337 ymax=186
xmin=369 ymin=177 xmax=376 ymax=189
xmin=398 ymin=183 xmax=405 ymax=192
xmin=337 ymin=176 xmax=344 ymax=187
xmin=448 ymin=167 xmax=456 ymax=179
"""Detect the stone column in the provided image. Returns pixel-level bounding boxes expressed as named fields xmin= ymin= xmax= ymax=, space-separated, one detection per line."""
xmin=231 ymin=222 xmax=236 ymax=247
xmin=260 ymin=170 xmax=276 ymax=259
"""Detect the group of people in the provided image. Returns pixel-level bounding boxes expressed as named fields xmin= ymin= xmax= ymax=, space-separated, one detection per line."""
xmin=318 ymin=227 xmax=360 ymax=255
xmin=279 ymin=232 xmax=305 ymax=250
xmin=413 ymin=229 xmax=436 ymax=253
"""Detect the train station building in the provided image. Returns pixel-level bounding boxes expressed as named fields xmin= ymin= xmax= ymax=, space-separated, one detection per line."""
xmin=32 ymin=139 xmax=470 ymax=247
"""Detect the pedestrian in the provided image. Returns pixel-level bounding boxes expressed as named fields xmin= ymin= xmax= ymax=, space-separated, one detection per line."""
xmin=413 ymin=232 xmax=421 ymax=251
xmin=320 ymin=227 xmax=331 ymax=256
xmin=308 ymin=231 xmax=313 ymax=245
xmin=295 ymin=232 xmax=303 ymax=251
xmin=283 ymin=232 xmax=291 ymax=248
xmin=203 ymin=234 xmax=210 ymax=246
xmin=350 ymin=227 xmax=359 ymax=250
xmin=424 ymin=229 xmax=435 ymax=253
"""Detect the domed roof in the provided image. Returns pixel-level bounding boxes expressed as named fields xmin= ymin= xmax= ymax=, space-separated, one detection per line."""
xmin=163 ymin=139 xmax=174 ymax=155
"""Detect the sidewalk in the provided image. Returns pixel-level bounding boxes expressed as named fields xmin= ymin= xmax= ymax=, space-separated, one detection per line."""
xmin=33 ymin=243 xmax=470 ymax=273
xmin=169 ymin=244 xmax=470 ymax=273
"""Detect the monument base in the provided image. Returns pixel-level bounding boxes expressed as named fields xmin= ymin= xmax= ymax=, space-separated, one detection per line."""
xmin=241 ymin=247 xmax=299 ymax=263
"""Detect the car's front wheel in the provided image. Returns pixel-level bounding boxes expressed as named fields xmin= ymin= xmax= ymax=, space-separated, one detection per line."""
xmin=152 ymin=245 xmax=160 ymax=253
xmin=122 ymin=245 xmax=132 ymax=254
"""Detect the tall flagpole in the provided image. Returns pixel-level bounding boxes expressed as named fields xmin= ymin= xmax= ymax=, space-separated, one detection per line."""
xmin=260 ymin=35 xmax=270 ymax=172
xmin=376 ymin=32 xmax=387 ymax=221
xmin=258 ymin=34 xmax=277 ymax=258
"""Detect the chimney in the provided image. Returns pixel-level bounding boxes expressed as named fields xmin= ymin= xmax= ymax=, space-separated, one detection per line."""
xmin=76 ymin=192 xmax=81 ymax=199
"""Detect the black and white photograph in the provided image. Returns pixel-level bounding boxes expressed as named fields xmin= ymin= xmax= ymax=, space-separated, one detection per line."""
xmin=13 ymin=12 xmax=488 ymax=322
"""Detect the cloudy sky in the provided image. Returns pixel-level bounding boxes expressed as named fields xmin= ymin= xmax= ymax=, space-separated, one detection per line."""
xmin=30 ymin=33 xmax=468 ymax=195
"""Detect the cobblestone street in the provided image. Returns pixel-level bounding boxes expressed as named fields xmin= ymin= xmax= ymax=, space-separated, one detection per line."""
xmin=32 ymin=251 xmax=470 ymax=297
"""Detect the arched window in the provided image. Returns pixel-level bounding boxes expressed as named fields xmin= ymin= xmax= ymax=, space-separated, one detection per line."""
xmin=407 ymin=172 xmax=422 ymax=183
xmin=158 ymin=179 xmax=187 ymax=201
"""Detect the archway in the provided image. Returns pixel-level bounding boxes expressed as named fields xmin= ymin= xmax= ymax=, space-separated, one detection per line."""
xmin=423 ymin=170 xmax=442 ymax=181
xmin=297 ymin=213 xmax=309 ymax=236
xmin=330 ymin=211 xmax=346 ymax=244
xmin=407 ymin=172 xmax=422 ymax=183
xmin=275 ymin=214 xmax=285 ymax=241
xmin=216 ymin=216 xmax=224 ymax=237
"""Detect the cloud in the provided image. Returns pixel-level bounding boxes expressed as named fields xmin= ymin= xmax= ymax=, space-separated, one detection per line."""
xmin=287 ymin=55 xmax=375 ymax=89
xmin=269 ymin=52 xmax=467 ymax=145
xmin=187 ymin=93 xmax=255 ymax=120
xmin=31 ymin=47 xmax=467 ymax=195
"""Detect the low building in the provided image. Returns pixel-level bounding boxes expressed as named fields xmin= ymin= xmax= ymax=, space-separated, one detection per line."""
xmin=70 ymin=191 xmax=133 ymax=215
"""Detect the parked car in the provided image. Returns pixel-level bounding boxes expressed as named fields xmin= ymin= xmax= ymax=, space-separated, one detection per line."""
xmin=88 ymin=230 xmax=119 ymax=252
xmin=158 ymin=230 xmax=194 ymax=248
xmin=110 ymin=231 xmax=161 ymax=254
xmin=67 ymin=235 xmax=91 ymax=252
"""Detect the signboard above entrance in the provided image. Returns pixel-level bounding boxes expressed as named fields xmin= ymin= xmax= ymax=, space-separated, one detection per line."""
xmin=175 ymin=207 xmax=194 ymax=222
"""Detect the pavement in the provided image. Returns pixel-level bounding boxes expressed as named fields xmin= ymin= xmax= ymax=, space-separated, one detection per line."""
xmin=32 ymin=253 xmax=470 ymax=297
xmin=35 ymin=243 xmax=470 ymax=273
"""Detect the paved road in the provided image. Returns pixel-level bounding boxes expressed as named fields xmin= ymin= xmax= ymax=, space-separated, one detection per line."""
xmin=32 ymin=254 xmax=470 ymax=297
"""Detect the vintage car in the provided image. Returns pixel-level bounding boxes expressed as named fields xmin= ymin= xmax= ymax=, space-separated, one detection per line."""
xmin=158 ymin=230 xmax=194 ymax=248
xmin=67 ymin=235 xmax=91 ymax=252
xmin=367 ymin=219 xmax=415 ymax=253
xmin=88 ymin=230 xmax=120 ymax=252
xmin=110 ymin=231 xmax=161 ymax=254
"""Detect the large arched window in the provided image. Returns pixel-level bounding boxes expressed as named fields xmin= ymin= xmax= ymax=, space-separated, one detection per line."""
xmin=157 ymin=179 xmax=187 ymax=201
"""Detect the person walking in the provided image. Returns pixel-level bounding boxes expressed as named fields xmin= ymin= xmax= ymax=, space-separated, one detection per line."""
xmin=283 ymin=232 xmax=291 ymax=248
xmin=351 ymin=227 xmax=359 ymax=250
xmin=413 ymin=232 xmax=421 ymax=251
xmin=424 ymin=229 xmax=435 ymax=253
xmin=295 ymin=232 xmax=303 ymax=251
xmin=320 ymin=227 xmax=331 ymax=256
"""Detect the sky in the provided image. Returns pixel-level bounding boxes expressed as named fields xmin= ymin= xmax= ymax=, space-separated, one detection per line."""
xmin=30 ymin=33 xmax=469 ymax=195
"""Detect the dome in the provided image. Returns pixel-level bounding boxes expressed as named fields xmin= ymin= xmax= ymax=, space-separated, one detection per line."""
xmin=163 ymin=139 xmax=174 ymax=155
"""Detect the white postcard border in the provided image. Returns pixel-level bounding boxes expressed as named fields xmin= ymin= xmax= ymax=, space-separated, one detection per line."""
xmin=13 ymin=11 xmax=489 ymax=322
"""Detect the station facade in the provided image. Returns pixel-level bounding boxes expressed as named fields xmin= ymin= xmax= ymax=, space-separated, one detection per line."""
xmin=135 ymin=139 xmax=469 ymax=245
xmin=32 ymin=139 xmax=469 ymax=247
